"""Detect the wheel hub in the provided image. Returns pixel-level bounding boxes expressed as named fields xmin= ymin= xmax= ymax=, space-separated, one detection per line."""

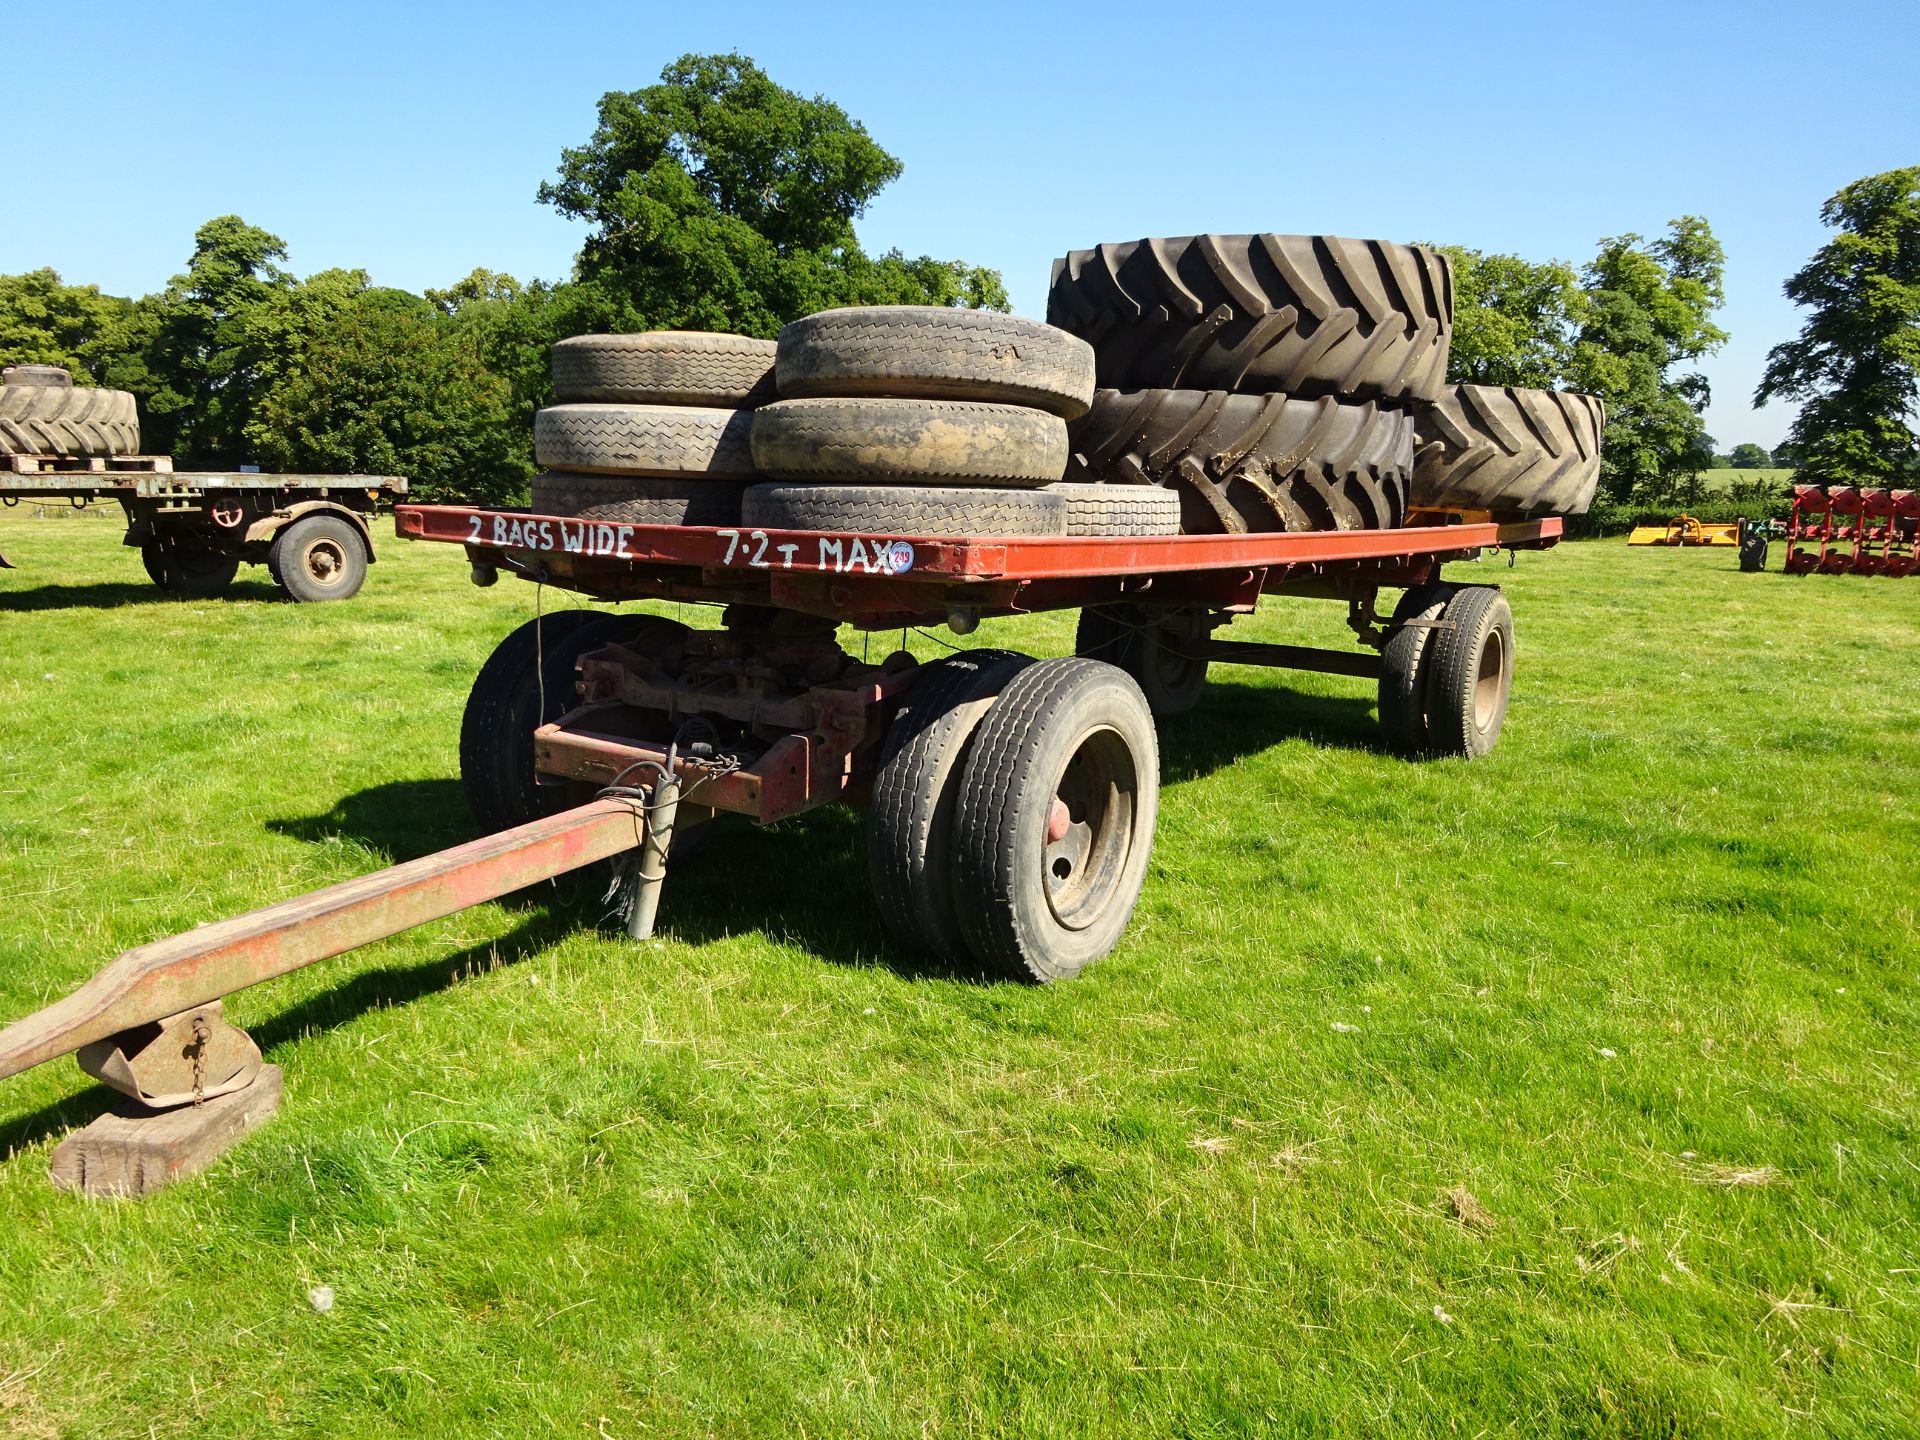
xmin=1042 ymin=725 xmax=1138 ymax=932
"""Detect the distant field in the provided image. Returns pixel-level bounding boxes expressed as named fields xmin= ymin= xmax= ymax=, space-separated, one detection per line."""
xmin=1 ymin=516 xmax=1916 ymax=1437
xmin=1699 ymin=467 xmax=1796 ymax=491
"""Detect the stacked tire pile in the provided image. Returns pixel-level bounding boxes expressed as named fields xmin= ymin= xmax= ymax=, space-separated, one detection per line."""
xmin=0 ymin=365 xmax=140 ymax=457
xmin=1046 ymin=234 xmax=1607 ymax=527
xmin=531 ymin=309 xmax=1184 ymax=538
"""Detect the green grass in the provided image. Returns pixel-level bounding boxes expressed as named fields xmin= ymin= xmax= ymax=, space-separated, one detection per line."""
xmin=1 ymin=513 xmax=1916 ymax=1438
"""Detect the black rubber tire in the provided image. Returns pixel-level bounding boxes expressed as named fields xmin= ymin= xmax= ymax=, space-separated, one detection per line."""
xmin=267 ymin=514 xmax=369 ymax=602
xmin=867 ymin=649 xmax=1033 ymax=963
xmin=460 ymin=611 xmax=692 ymax=836
xmin=0 ymin=377 xmax=140 ymax=456
xmin=533 ymin=404 xmax=757 ymax=478
xmin=750 ymin=397 xmax=1067 ymax=487
xmin=142 ymin=540 xmax=239 ymax=597
xmin=551 ymin=332 xmax=777 ymax=407
xmin=1377 ymin=581 xmax=1457 ymax=757
xmin=775 ymin=307 xmax=1095 ymax=419
xmin=1075 ymin=604 xmax=1212 ymax=717
xmin=1045 ymin=483 xmax=1182 ymax=537
xmin=741 ymin=483 xmax=1066 ymax=537
xmin=952 ymin=657 xmax=1160 ymax=983
xmin=1 ymin=364 xmax=73 ymax=388
xmin=140 ymin=541 xmax=168 ymax=589
xmin=1068 ymin=389 xmax=1412 ymax=534
xmin=1048 ymin=234 xmax=1454 ymax=403
xmin=1412 ymin=386 xmax=1606 ymax=517
xmin=1422 ymin=586 xmax=1513 ymax=759
xmin=529 ymin=472 xmax=744 ymax=527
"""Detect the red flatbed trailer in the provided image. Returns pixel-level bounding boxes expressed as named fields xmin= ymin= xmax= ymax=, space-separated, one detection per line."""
xmin=0 ymin=504 xmax=1560 ymax=1190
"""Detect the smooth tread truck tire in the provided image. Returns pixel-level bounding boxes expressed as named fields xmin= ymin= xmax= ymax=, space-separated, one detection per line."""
xmin=741 ymin=483 xmax=1066 ymax=538
xmin=530 ymin=472 xmax=744 ymax=527
xmin=534 ymin=403 xmax=757 ymax=478
xmin=0 ymin=372 xmax=140 ymax=456
xmin=1076 ymin=604 xmax=1212 ymax=717
xmin=1048 ymin=234 xmax=1454 ymax=403
xmin=776 ymin=307 xmax=1096 ymax=419
xmin=551 ymin=332 xmax=777 ymax=407
xmin=268 ymin=514 xmax=368 ymax=602
xmin=1045 ymin=483 xmax=1181 ymax=537
xmin=867 ymin=649 xmax=1033 ymax=963
xmin=951 ymin=657 xmax=1160 ymax=983
xmin=750 ymin=397 xmax=1068 ymax=488
xmin=1422 ymin=585 xmax=1514 ymax=759
xmin=1377 ymin=581 xmax=1457 ymax=757
xmin=1412 ymin=385 xmax=1606 ymax=517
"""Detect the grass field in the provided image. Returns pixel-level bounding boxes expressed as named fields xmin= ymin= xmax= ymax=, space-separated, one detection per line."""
xmin=1 ymin=513 xmax=1916 ymax=1438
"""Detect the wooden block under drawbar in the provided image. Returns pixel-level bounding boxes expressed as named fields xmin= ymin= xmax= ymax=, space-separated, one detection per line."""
xmin=48 ymin=1065 xmax=283 ymax=1197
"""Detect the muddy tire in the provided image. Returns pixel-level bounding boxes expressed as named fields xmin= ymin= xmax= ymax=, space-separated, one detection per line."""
xmin=1068 ymin=388 xmax=1412 ymax=533
xmin=1422 ymin=586 xmax=1513 ymax=759
xmin=1377 ymin=581 xmax=1456 ymax=757
xmin=750 ymin=397 xmax=1067 ymax=487
xmin=551 ymin=332 xmax=777 ymax=408
xmin=1046 ymin=482 xmax=1181 ymax=536
xmin=0 ymin=376 xmax=140 ymax=456
xmin=952 ymin=657 xmax=1159 ymax=983
xmin=776 ymin=307 xmax=1095 ymax=419
xmin=1412 ymin=385 xmax=1606 ymax=516
xmin=267 ymin=514 xmax=368 ymax=602
xmin=1076 ymin=604 xmax=1212 ymax=717
xmin=1048 ymin=234 xmax=1453 ymax=403
xmin=530 ymin=472 xmax=744 ymax=527
xmin=741 ymin=483 xmax=1066 ymax=537
xmin=868 ymin=649 xmax=1033 ymax=963
xmin=534 ymin=403 xmax=757 ymax=478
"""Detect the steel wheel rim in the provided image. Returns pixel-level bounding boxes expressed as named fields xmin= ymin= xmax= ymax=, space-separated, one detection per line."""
xmin=1473 ymin=625 xmax=1506 ymax=731
xmin=1043 ymin=724 xmax=1138 ymax=932
xmin=304 ymin=537 xmax=348 ymax=587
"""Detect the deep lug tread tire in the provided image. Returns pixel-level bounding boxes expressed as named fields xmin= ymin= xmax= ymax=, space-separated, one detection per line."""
xmin=1068 ymin=389 xmax=1412 ymax=534
xmin=0 ymin=377 xmax=140 ymax=456
xmin=776 ymin=307 xmax=1095 ymax=419
xmin=1413 ymin=385 xmax=1605 ymax=516
xmin=534 ymin=404 xmax=757 ymax=478
xmin=750 ymin=397 xmax=1067 ymax=488
xmin=529 ymin=472 xmax=744 ymax=527
xmin=1377 ymin=581 xmax=1458 ymax=757
xmin=867 ymin=649 xmax=1033 ymax=963
xmin=741 ymin=483 xmax=1066 ymax=537
xmin=951 ymin=657 xmax=1159 ymax=983
xmin=551 ymin=332 xmax=777 ymax=407
xmin=1422 ymin=586 xmax=1514 ymax=759
xmin=1048 ymin=234 xmax=1454 ymax=403
xmin=267 ymin=514 xmax=368 ymax=602
xmin=1045 ymin=483 xmax=1181 ymax=536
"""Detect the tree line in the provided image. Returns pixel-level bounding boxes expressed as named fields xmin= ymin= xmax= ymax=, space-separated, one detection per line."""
xmin=1 ymin=54 xmax=1913 ymax=508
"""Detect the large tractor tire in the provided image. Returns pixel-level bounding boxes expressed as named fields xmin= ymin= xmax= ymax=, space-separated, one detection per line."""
xmin=740 ymin=483 xmax=1066 ymax=537
xmin=775 ymin=307 xmax=1096 ymax=419
xmin=534 ymin=404 xmax=758 ymax=479
xmin=1048 ymin=234 xmax=1453 ymax=403
xmin=530 ymin=472 xmax=745 ymax=527
xmin=750 ymin=397 xmax=1067 ymax=487
xmin=551 ymin=332 xmax=777 ymax=408
xmin=1412 ymin=385 xmax=1606 ymax=517
xmin=1068 ymin=388 xmax=1412 ymax=533
xmin=0 ymin=367 xmax=140 ymax=456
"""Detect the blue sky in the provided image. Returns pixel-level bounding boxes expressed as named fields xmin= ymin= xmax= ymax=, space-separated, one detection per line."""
xmin=8 ymin=1 xmax=1916 ymax=449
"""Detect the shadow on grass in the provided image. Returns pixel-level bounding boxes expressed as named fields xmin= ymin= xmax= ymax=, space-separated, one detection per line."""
xmin=267 ymin=778 xmax=473 ymax=864
xmin=1159 ymin=678 xmax=1383 ymax=781
xmin=0 ymin=579 xmax=282 ymax=611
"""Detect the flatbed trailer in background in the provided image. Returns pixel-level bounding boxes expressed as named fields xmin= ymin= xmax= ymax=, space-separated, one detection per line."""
xmin=0 ymin=456 xmax=407 ymax=601
xmin=0 ymin=505 xmax=1561 ymax=1192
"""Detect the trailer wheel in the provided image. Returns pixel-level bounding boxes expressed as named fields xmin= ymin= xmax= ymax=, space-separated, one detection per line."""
xmin=268 ymin=514 xmax=368 ymax=602
xmin=1422 ymin=585 xmax=1513 ymax=759
xmin=867 ymin=649 xmax=1032 ymax=963
xmin=1075 ymin=604 xmax=1211 ymax=717
xmin=1377 ymin=581 xmax=1457 ymax=757
xmin=952 ymin=657 xmax=1159 ymax=983
xmin=140 ymin=539 xmax=239 ymax=597
xmin=460 ymin=611 xmax=691 ymax=835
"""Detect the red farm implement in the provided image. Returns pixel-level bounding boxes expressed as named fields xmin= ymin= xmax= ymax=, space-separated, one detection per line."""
xmin=1783 ymin=484 xmax=1920 ymax=576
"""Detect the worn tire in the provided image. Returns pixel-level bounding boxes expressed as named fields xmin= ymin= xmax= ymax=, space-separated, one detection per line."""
xmin=0 ymin=377 xmax=140 ymax=456
xmin=534 ymin=403 xmax=757 ymax=478
xmin=1048 ymin=234 xmax=1453 ymax=402
xmin=1412 ymin=385 xmax=1606 ymax=517
xmin=868 ymin=649 xmax=1033 ymax=964
xmin=267 ymin=513 xmax=368 ymax=602
xmin=1068 ymin=388 xmax=1411 ymax=533
xmin=530 ymin=472 xmax=744 ymax=527
xmin=952 ymin=657 xmax=1160 ymax=983
xmin=1422 ymin=586 xmax=1513 ymax=759
xmin=551 ymin=332 xmax=777 ymax=407
xmin=1 ymin=365 xmax=74 ymax=388
xmin=750 ymin=397 xmax=1067 ymax=487
xmin=1076 ymin=604 xmax=1212 ymax=717
xmin=140 ymin=539 xmax=239 ymax=597
xmin=1045 ymin=482 xmax=1181 ymax=537
xmin=776 ymin=307 xmax=1095 ymax=419
xmin=741 ymin=483 xmax=1066 ymax=537
xmin=1377 ymin=581 xmax=1457 ymax=757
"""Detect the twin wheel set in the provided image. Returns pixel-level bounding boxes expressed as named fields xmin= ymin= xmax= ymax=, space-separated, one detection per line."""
xmin=457 ymin=581 xmax=1516 ymax=981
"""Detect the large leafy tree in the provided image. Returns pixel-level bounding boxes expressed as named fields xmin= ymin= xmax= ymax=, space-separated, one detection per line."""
xmin=538 ymin=53 xmax=1007 ymax=336
xmin=1435 ymin=246 xmax=1585 ymax=389
xmin=1755 ymin=167 xmax=1920 ymax=485
xmin=0 ymin=269 xmax=132 ymax=379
